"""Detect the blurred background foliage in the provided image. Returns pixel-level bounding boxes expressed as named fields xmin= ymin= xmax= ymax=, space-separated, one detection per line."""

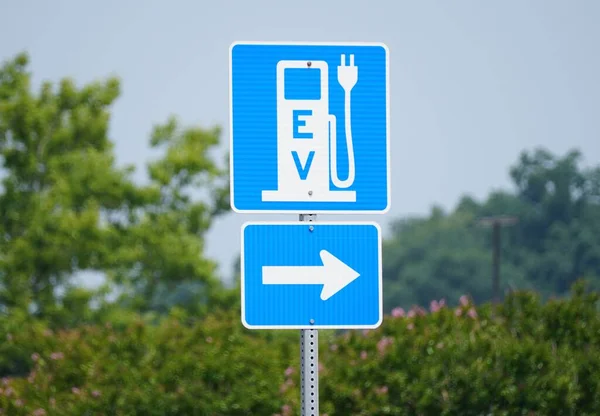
xmin=1 ymin=52 xmax=600 ymax=414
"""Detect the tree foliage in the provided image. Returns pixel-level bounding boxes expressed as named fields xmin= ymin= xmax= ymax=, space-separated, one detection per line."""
xmin=383 ymin=148 xmax=600 ymax=310
xmin=0 ymin=52 xmax=229 ymax=322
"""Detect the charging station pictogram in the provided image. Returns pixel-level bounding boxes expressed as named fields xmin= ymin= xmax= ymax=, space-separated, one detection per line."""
xmin=229 ymin=41 xmax=390 ymax=214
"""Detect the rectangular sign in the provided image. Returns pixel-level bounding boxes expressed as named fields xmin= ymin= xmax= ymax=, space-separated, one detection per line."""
xmin=229 ymin=41 xmax=390 ymax=213
xmin=240 ymin=221 xmax=383 ymax=329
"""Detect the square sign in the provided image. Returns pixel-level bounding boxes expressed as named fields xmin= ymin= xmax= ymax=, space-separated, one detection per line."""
xmin=240 ymin=221 xmax=383 ymax=329
xmin=229 ymin=41 xmax=390 ymax=214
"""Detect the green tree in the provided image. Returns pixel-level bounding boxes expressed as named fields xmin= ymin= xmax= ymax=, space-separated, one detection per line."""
xmin=0 ymin=52 xmax=229 ymax=324
xmin=507 ymin=148 xmax=600 ymax=294
xmin=383 ymin=205 xmax=498 ymax=309
xmin=383 ymin=148 xmax=600 ymax=310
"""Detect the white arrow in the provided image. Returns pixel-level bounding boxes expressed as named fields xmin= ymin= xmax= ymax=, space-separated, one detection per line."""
xmin=262 ymin=250 xmax=360 ymax=301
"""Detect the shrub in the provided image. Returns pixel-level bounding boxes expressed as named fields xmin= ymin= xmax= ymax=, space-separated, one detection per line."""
xmin=0 ymin=309 xmax=293 ymax=415
xmin=282 ymin=282 xmax=600 ymax=415
xmin=1 ymin=282 xmax=599 ymax=415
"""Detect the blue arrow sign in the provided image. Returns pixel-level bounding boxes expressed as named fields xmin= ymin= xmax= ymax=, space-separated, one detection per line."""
xmin=229 ymin=41 xmax=390 ymax=214
xmin=241 ymin=221 xmax=383 ymax=329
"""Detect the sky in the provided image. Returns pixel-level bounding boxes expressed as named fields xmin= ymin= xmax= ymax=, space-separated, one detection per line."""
xmin=1 ymin=0 xmax=599 ymax=284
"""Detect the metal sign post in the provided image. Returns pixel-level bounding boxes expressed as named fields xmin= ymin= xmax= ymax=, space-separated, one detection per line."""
xmin=300 ymin=328 xmax=319 ymax=415
xmin=299 ymin=214 xmax=319 ymax=415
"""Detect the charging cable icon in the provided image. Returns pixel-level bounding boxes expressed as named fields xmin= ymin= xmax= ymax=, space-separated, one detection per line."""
xmin=261 ymin=54 xmax=358 ymax=203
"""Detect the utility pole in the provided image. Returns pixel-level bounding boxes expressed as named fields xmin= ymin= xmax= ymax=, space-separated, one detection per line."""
xmin=477 ymin=215 xmax=518 ymax=304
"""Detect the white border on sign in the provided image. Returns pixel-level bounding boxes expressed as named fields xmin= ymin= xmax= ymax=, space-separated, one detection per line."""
xmin=239 ymin=221 xmax=384 ymax=330
xmin=228 ymin=41 xmax=391 ymax=214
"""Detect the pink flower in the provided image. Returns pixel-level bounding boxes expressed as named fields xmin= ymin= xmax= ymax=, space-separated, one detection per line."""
xmin=455 ymin=308 xmax=463 ymax=317
xmin=281 ymin=404 xmax=292 ymax=416
xmin=71 ymin=387 xmax=81 ymax=395
xmin=284 ymin=366 xmax=294 ymax=377
xmin=50 ymin=352 xmax=64 ymax=360
xmin=318 ymin=362 xmax=325 ymax=371
xmin=467 ymin=307 xmax=478 ymax=319
xmin=32 ymin=409 xmax=47 ymax=416
xmin=92 ymin=390 xmax=101 ymax=398
xmin=279 ymin=383 xmax=289 ymax=393
xmin=15 ymin=399 xmax=23 ymax=407
xmin=430 ymin=299 xmax=446 ymax=313
xmin=391 ymin=307 xmax=405 ymax=318
xmin=407 ymin=323 xmax=415 ymax=330
xmin=205 ymin=337 xmax=213 ymax=343
xmin=377 ymin=337 xmax=394 ymax=355
xmin=31 ymin=353 xmax=40 ymax=362
xmin=330 ymin=344 xmax=338 ymax=352
xmin=362 ymin=329 xmax=370 ymax=336
xmin=375 ymin=385 xmax=389 ymax=395
xmin=360 ymin=350 xmax=368 ymax=360
xmin=280 ymin=378 xmax=294 ymax=393
xmin=459 ymin=295 xmax=469 ymax=307
xmin=410 ymin=306 xmax=426 ymax=316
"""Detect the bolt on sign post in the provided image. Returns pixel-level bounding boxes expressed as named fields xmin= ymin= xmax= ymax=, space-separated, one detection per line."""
xmin=229 ymin=41 xmax=390 ymax=415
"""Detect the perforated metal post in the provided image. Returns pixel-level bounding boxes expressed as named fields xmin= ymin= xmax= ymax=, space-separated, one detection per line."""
xmin=300 ymin=329 xmax=319 ymax=415
xmin=299 ymin=214 xmax=319 ymax=416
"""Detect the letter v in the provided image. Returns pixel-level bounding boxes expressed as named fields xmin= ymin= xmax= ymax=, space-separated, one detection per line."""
xmin=291 ymin=151 xmax=315 ymax=180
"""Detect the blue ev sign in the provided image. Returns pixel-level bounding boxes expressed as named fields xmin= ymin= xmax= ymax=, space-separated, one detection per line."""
xmin=229 ymin=41 xmax=390 ymax=214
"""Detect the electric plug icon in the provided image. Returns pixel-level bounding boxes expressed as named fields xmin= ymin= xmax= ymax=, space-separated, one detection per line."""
xmin=331 ymin=53 xmax=358 ymax=190
xmin=338 ymin=54 xmax=358 ymax=92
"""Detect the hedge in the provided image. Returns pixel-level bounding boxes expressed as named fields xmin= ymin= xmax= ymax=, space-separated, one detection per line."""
xmin=1 ymin=281 xmax=599 ymax=415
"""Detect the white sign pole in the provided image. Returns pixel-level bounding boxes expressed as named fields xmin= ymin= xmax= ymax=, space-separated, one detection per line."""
xmin=299 ymin=213 xmax=319 ymax=416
